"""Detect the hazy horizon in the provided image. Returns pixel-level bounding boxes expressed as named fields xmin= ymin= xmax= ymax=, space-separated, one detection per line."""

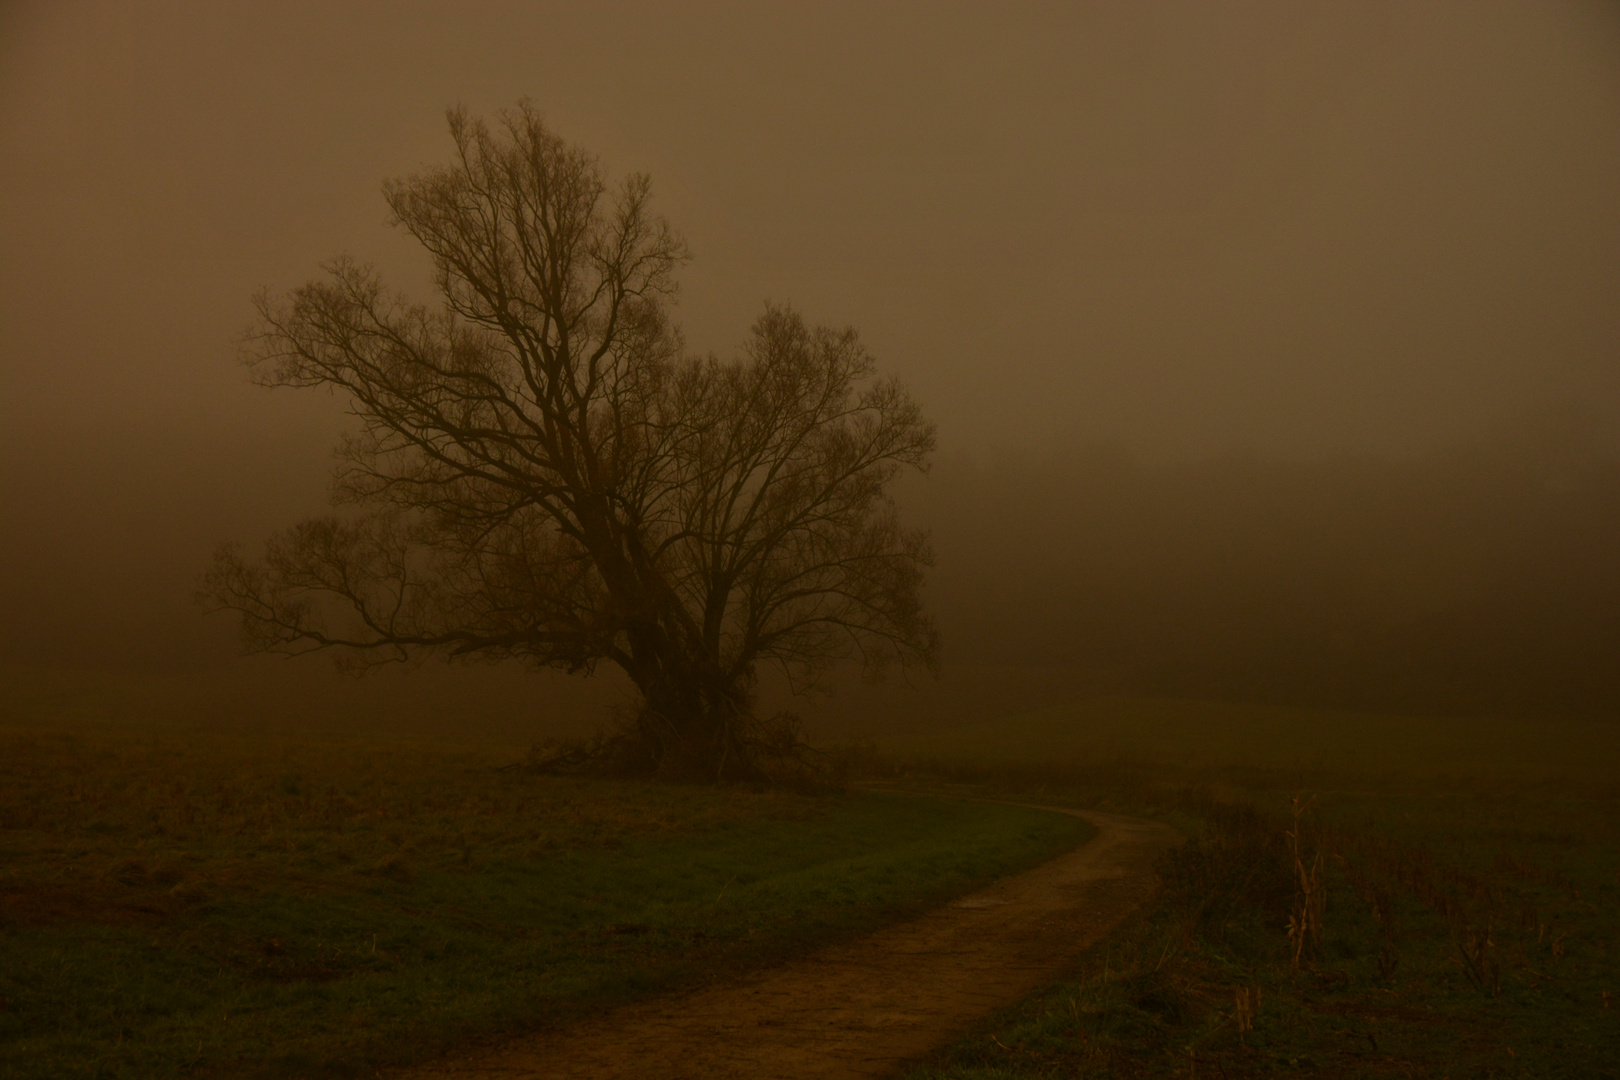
xmin=3 ymin=2 xmax=1618 ymax=719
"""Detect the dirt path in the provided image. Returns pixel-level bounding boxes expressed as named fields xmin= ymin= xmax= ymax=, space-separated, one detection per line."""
xmin=402 ymin=807 xmax=1180 ymax=1080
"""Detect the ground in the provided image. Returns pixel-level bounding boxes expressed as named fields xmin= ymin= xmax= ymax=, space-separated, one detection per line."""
xmin=0 ymin=708 xmax=1087 ymax=1079
xmin=4 ymin=674 xmax=1616 ymax=1077
xmin=395 ymin=809 xmax=1171 ymax=1079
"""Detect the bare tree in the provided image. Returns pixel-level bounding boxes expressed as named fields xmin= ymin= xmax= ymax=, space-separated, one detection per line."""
xmin=204 ymin=104 xmax=936 ymax=779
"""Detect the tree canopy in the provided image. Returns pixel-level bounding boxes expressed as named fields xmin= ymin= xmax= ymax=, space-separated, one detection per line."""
xmin=205 ymin=104 xmax=936 ymax=779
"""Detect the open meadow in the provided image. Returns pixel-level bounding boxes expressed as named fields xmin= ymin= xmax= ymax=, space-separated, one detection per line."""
xmin=0 ymin=671 xmax=1091 ymax=1079
xmin=869 ymin=700 xmax=1620 ymax=1078
xmin=6 ymin=672 xmax=1618 ymax=1079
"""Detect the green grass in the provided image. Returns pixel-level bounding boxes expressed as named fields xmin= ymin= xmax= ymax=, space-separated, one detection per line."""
xmin=0 ymin=720 xmax=1093 ymax=1078
xmin=870 ymin=701 xmax=1620 ymax=1078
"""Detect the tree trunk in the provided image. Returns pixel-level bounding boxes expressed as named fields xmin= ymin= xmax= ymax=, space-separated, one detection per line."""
xmin=626 ymin=641 xmax=757 ymax=781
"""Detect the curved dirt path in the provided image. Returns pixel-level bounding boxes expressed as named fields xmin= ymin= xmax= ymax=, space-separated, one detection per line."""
xmin=403 ymin=807 xmax=1180 ymax=1080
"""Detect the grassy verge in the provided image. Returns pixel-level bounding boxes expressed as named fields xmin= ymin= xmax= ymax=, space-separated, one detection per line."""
xmin=861 ymin=703 xmax=1620 ymax=1078
xmin=0 ymin=721 xmax=1093 ymax=1078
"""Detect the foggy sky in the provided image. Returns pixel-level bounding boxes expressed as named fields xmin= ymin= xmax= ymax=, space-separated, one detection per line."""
xmin=2 ymin=1 xmax=1619 ymax=675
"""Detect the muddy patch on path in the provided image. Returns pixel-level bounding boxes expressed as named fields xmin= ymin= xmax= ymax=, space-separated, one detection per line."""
xmin=401 ymin=808 xmax=1180 ymax=1080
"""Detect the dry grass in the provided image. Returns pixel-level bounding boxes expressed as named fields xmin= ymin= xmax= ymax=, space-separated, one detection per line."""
xmin=1285 ymin=795 xmax=1323 ymax=972
xmin=876 ymin=707 xmax=1620 ymax=1078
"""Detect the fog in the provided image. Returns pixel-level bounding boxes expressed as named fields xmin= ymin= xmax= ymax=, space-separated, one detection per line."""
xmin=3 ymin=2 xmax=1618 ymax=728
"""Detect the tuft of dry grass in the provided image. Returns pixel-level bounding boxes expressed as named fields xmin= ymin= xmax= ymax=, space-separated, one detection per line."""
xmin=1285 ymin=795 xmax=1324 ymax=972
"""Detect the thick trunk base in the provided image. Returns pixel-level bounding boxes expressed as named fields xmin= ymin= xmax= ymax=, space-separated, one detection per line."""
xmin=520 ymin=709 xmax=826 ymax=788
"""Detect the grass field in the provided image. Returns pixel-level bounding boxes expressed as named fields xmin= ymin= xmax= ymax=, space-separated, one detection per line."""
xmin=870 ymin=701 xmax=1620 ymax=1078
xmin=876 ymin=695 xmax=1620 ymax=779
xmin=6 ymin=672 xmax=1617 ymax=1078
xmin=0 ymin=710 xmax=1092 ymax=1079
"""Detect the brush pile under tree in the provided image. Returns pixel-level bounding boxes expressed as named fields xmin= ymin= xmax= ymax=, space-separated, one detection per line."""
xmin=204 ymin=103 xmax=937 ymax=780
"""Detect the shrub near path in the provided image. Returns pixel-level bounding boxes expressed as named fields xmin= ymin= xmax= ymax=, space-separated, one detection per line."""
xmin=897 ymin=776 xmax=1620 ymax=1078
xmin=0 ymin=724 xmax=1092 ymax=1079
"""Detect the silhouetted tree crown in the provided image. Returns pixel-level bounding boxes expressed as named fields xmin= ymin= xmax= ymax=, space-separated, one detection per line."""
xmin=205 ymin=103 xmax=937 ymax=779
